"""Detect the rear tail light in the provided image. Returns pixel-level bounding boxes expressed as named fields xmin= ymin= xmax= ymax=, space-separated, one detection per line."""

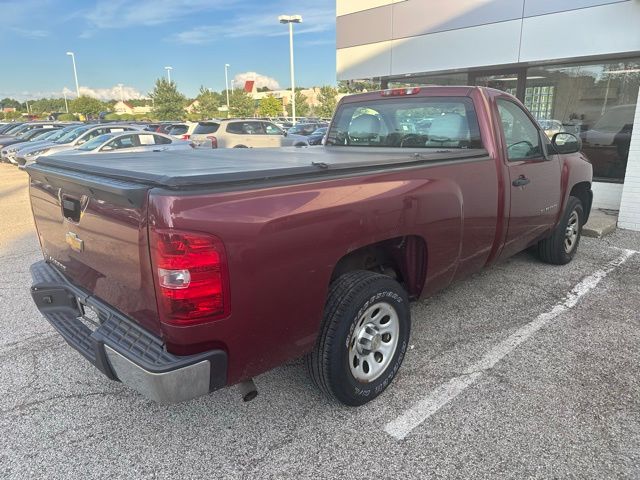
xmin=207 ymin=135 xmax=218 ymax=148
xmin=150 ymin=228 xmax=230 ymax=325
xmin=181 ymin=134 xmax=191 ymax=140
xmin=381 ymin=87 xmax=421 ymax=96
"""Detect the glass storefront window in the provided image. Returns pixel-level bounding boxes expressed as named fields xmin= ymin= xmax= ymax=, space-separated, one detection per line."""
xmin=391 ymin=72 xmax=468 ymax=88
xmin=527 ymin=59 xmax=640 ymax=182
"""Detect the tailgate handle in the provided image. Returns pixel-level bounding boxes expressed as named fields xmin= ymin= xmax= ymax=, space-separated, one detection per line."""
xmin=61 ymin=195 xmax=81 ymax=222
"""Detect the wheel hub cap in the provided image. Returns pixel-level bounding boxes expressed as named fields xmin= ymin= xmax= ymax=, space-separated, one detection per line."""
xmin=564 ymin=210 xmax=580 ymax=253
xmin=349 ymin=302 xmax=400 ymax=383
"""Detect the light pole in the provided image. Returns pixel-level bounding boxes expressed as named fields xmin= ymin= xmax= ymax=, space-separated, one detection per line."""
xmin=224 ymin=63 xmax=231 ymax=118
xmin=117 ymin=83 xmax=124 ymax=103
xmin=66 ymin=52 xmax=80 ymax=98
xmin=63 ymin=89 xmax=69 ymax=113
xmin=165 ymin=66 xmax=173 ymax=83
xmin=278 ymin=15 xmax=302 ymax=125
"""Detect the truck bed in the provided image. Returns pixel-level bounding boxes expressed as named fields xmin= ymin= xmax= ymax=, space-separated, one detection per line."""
xmin=30 ymin=147 xmax=489 ymax=189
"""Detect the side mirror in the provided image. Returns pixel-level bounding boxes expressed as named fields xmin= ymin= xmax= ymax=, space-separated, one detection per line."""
xmin=551 ymin=132 xmax=581 ymax=154
xmin=283 ymin=131 xmax=288 ymax=137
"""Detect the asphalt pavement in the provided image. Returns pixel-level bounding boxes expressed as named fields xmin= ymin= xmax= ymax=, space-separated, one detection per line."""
xmin=1 ymin=163 xmax=639 ymax=479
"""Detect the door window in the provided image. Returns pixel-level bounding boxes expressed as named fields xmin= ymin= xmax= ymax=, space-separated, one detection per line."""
xmin=497 ymin=99 xmax=543 ymax=160
xmin=103 ymin=135 xmax=138 ymax=150
xmin=263 ymin=122 xmax=284 ymax=135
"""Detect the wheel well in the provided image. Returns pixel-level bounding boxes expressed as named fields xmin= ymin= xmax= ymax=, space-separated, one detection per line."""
xmin=330 ymin=236 xmax=427 ymax=299
xmin=570 ymin=182 xmax=593 ymax=222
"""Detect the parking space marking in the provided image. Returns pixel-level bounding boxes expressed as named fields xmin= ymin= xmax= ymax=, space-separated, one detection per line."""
xmin=385 ymin=249 xmax=636 ymax=440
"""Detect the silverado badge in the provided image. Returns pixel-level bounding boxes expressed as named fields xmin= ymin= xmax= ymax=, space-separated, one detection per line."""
xmin=65 ymin=232 xmax=84 ymax=252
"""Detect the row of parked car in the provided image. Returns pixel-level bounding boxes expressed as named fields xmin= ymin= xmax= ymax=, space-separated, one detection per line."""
xmin=0 ymin=118 xmax=329 ymax=166
xmin=148 ymin=118 xmax=329 ymax=148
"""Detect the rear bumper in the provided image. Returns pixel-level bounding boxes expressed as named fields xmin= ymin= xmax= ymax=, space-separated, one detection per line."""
xmin=30 ymin=260 xmax=228 ymax=403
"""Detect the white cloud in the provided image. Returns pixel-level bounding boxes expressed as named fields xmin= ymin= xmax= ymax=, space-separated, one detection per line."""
xmin=85 ymin=0 xmax=233 ymax=29
xmin=233 ymin=72 xmax=280 ymax=91
xmin=67 ymin=85 xmax=145 ymax=101
xmin=11 ymin=28 xmax=49 ymax=39
xmin=171 ymin=2 xmax=334 ymax=45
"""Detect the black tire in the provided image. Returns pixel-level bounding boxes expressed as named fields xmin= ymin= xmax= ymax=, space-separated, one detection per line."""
xmin=305 ymin=270 xmax=411 ymax=406
xmin=538 ymin=196 xmax=584 ymax=265
xmin=233 ymin=145 xmax=248 ymax=148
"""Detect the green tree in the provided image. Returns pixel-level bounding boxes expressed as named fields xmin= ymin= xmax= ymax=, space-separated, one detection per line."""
xmin=258 ymin=95 xmax=282 ymax=117
xmin=57 ymin=113 xmax=78 ymax=121
xmin=286 ymin=91 xmax=310 ymax=117
xmin=338 ymin=80 xmax=380 ymax=93
xmin=229 ymin=89 xmax=255 ymax=117
xmin=69 ymin=95 xmax=109 ymax=118
xmin=0 ymin=98 xmax=22 ymax=111
xmin=317 ymin=86 xmax=338 ymax=118
xmin=4 ymin=111 xmax=23 ymax=120
xmin=194 ymin=86 xmax=222 ymax=119
xmin=30 ymin=98 xmax=67 ymax=114
xmin=150 ymin=78 xmax=187 ymax=121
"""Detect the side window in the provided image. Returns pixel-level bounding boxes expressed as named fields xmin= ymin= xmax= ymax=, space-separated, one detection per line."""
xmin=497 ymin=99 xmax=543 ymax=160
xmin=104 ymin=135 xmax=138 ymax=150
xmin=244 ymin=122 xmax=265 ymax=135
xmin=226 ymin=122 xmax=244 ymax=135
xmin=263 ymin=122 xmax=283 ymax=135
xmin=153 ymin=135 xmax=172 ymax=145
xmin=80 ymin=128 xmax=106 ymax=143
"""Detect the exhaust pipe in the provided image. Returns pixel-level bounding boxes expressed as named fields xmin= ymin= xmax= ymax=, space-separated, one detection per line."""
xmin=238 ymin=379 xmax=258 ymax=402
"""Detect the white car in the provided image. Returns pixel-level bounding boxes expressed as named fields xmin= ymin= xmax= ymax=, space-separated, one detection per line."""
xmin=53 ymin=132 xmax=193 ymax=156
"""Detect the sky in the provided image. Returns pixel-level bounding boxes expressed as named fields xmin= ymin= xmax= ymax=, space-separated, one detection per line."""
xmin=0 ymin=0 xmax=336 ymax=101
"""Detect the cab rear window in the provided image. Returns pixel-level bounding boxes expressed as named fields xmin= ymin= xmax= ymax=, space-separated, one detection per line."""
xmin=326 ymin=97 xmax=482 ymax=149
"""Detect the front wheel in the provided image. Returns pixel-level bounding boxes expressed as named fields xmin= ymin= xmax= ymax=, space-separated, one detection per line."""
xmin=305 ymin=271 xmax=411 ymax=406
xmin=538 ymin=196 xmax=584 ymax=265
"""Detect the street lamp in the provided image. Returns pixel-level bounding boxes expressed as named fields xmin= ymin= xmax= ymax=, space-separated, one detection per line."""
xmin=66 ymin=51 xmax=80 ymax=98
xmin=165 ymin=66 xmax=173 ymax=82
xmin=117 ymin=83 xmax=124 ymax=103
xmin=278 ymin=14 xmax=302 ymax=125
xmin=224 ymin=63 xmax=231 ymax=118
xmin=62 ymin=89 xmax=69 ymax=113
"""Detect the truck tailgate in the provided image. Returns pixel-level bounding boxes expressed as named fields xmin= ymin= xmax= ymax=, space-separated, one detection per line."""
xmin=27 ymin=163 xmax=161 ymax=336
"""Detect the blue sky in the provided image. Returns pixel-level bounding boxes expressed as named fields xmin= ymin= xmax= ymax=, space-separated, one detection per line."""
xmin=1 ymin=0 xmax=336 ymax=100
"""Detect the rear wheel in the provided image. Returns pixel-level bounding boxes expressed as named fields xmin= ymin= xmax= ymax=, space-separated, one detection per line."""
xmin=538 ymin=196 xmax=584 ymax=265
xmin=305 ymin=271 xmax=410 ymax=406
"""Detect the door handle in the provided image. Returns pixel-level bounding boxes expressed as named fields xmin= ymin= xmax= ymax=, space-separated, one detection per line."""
xmin=512 ymin=175 xmax=530 ymax=187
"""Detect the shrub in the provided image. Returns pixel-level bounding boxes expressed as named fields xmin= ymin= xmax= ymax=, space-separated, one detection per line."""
xmin=57 ymin=113 xmax=78 ymax=121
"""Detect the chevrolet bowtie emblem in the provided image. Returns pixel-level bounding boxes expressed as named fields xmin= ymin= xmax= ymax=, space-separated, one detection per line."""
xmin=65 ymin=232 xmax=84 ymax=252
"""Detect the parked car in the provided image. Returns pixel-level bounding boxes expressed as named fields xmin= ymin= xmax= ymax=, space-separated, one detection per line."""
xmin=167 ymin=122 xmax=197 ymax=140
xmin=287 ymin=122 xmax=328 ymax=136
xmin=0 ymin=122 xmax=60 ymax=142
xmin=0 ymin=126 xmax=63 ymax=159
xmin=196 ymin=119 xmax=309 ymax=148
xmin=0 ymin=122 xmax=23 ymax=134
xmin=16 ymin=124 xmax=143 ymax=165
xmin=54 ymin=131 xmax=192 ymax=156
xmin=189 ymin=121 xmax=221 ymax=145
xmin=306 ymin=127 xmax=327 ymax=145
xmin=2 ymin=125 xmax=82 ymax=164
xmin=26 ymin=86 xmax=592 ymax=405
xmin=580 ymin=104 xmax=635 ymax=179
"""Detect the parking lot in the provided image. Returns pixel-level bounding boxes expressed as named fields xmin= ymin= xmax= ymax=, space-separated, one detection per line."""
xmin=1 ymin=162 xmax=639 ymax=479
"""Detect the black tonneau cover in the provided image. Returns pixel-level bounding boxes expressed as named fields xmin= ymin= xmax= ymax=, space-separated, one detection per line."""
xmin=29 ymin=147 xmax=489 ymax=189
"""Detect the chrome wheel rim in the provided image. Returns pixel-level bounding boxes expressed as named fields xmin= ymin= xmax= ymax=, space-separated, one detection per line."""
xmin=349 ymin=302 xmax=399 ymax=383
xmin=564 ymin=210 xmax=580 ymax=253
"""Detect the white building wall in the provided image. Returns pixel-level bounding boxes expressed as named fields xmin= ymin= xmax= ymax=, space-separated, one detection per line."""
xmin=337 ymin=0 xmax=640 ymax=80
xmin=618 ymin=88 xmax=640 ymax=231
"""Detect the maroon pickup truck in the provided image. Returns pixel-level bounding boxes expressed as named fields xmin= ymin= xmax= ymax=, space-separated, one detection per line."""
xmin=27 ymin=86 xmax=592 ymax=405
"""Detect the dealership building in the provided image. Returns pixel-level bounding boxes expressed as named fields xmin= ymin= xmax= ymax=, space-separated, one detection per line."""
xmin=336 ymin=0 xmax=640 ymax=230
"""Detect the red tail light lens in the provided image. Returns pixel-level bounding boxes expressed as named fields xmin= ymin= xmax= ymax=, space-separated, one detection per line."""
xmin=381 ymin=87 xmax=421 ymax=96
xmin=181 ymin=134 xmax=191 ymax=140
xmin=207 ymin=135 xmax=218 ymax=148
xmin=150 ymin=228 xmax=230 ymax=325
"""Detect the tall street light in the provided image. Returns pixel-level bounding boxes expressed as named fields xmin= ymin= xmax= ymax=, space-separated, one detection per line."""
xmin=117 ymin=83 xmax=125 ymax=103
xmin=165 ymin=66 xmax=173 ymax=82
xmin=224 ymin=63 xmax=231 ymax=118
xmin=278 ymin=14 xmax=302 ymax=125
xmin=63 ymin=89 xmax=69 ymax=113
xmin=66 ymin=51 xmax=80 ymax=98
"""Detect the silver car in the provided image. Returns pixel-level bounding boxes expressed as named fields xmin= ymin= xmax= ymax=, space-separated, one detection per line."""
xmin=16 ymin=124 xmax=143 ymax=165
xmin=2 ymin=126 xmax=81 ymax=164
xmin=53 ymin=132 xmax=193 ymax=156
xmin=194 ymin=119 xmax=309 ymax=149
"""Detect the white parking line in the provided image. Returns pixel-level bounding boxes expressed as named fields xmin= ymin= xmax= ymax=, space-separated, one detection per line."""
xmin=385 ymin=249 xmax=637 ymax=440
